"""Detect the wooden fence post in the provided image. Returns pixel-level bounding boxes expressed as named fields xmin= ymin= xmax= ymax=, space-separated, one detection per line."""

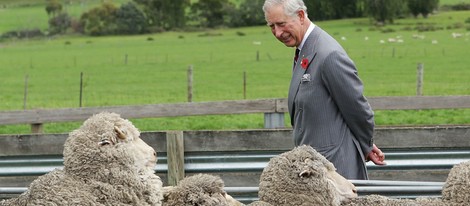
xmin=417 ymin=63 xmax=424 ymax=96
xmin=264 ymin=113 xmax=284 ymax=129
xmin=187 ymin=65 xmax=193 ymax=102
xmin=79 ymin=72 xmax=83 ymax=107
xmin=23 ymin=75 xmax=28 ymax=110
xmin=167 ymin=131 xmax=185 ymax=186
xmin=243 ymin=71 xmax=247 ymax=99
xmin=31 ymin=123 xmax=43 ymax=134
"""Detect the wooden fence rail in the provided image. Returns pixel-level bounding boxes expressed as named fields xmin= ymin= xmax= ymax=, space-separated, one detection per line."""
xmin=0 ymin=96 xmax=469 ymax=133
xmin=1 ymin=126 xmax=469 ymax=202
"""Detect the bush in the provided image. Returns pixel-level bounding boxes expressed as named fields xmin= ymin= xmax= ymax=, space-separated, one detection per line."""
xmin=80 ymin=3 xmax=118 ymax=36
xmin=381 ymin=28 xmax=396 ymax=33
xmin=197 ymin=32 xmax=222 ymax=37
xmin=1 ymin=29 xmax=44 ymax=40
xmin=465 ymin=17 xmax=470 ymax=24
xmin=451 ymin=3 xmax=470 ymax=11
xmin=48 ymin=12 xmax=72 ymax=35
xmin=235 ymin=31 xmax=246 ymax=36
xmin=116 ymin=2 xmax=147 ymax=35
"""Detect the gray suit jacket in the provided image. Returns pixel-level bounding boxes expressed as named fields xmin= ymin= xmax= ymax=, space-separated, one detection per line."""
xmin=288 ymin=26 xmax=374 ymax=180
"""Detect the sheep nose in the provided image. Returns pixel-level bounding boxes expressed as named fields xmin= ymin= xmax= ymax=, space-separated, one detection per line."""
xmin=153 ymin=151 xmax=156 ymax=157
xmin=352 ymin=188 xmax=358 ymax=194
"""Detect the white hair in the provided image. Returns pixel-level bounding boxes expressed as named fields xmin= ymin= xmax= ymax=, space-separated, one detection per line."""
xmin=262 ymin=0 xmax=308 ymax=18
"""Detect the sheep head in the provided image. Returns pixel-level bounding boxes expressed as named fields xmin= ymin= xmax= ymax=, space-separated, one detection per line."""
xmin=259 ymin=145 xmax=357 ymax=206
xmin=163 ymin=174 xmax=242 ymax=206
xmin=63 ymin=112 xmax=157 ymax=180
xmin=442 ymin=160 xmax=470 ymax=203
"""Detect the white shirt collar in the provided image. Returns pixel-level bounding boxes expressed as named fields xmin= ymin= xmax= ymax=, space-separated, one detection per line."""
xmin=297 ymin=22 xmax=315 ymax=51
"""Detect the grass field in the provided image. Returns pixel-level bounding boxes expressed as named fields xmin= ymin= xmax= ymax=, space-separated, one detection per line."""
xmin=0 ymin=0 xmax=132 ymax=33
xmin=0 ymin=2 xmax=469 ymax=134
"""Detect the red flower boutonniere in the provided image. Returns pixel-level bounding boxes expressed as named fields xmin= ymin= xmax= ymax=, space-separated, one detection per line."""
xmin=301 ymin=58 xmax=309 ymax=69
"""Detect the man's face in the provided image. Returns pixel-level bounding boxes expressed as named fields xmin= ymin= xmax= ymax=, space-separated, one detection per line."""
xmin=265 ymin=5 xmax=303 ymax=47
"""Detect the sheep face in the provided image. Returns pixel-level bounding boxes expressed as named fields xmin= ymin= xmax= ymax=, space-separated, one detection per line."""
xmin=64 ymin=112 xmax=157 ymax=178
xmin=325 ymin=165 xmax=358 ymax=201
xmin=298 ymin=157 xmax=358 ymax=203
xmin=7 ymin=112 xmax=163 ymax=206
xmin=113 ymin=126 xmax=157 ymax=170
xmin=259 ymin=145 xmax=357 ymax=206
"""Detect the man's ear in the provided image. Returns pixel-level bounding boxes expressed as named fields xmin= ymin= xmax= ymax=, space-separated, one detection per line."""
xmin=298 ymin=10 xmax=306 ymax=23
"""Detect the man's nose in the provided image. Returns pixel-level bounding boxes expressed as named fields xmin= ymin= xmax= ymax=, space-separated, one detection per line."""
xmin=272 ymin=26 xmax=282 ymax=38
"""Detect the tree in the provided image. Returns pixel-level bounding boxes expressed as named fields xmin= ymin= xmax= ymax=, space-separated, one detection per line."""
xmin=408 ymin=0 xmax=439 ymax=18
xmin=237 ymin=0 xmax=266 ymax=27
xmin=80 ymin=3 xmax=118 ymax=36
xmin=304 ymin=0 xmax=364 ymax=21
xmin=116 ymin=2 xmax=148 ymax=34
xmin=45 ymin=0 xmax=63 ymax=18
xmin=48 ymin=12 xmax=71 ymax=34
xmin=331 ymin=0 xmax=363 ymax=19
xmin=364 ymin=0 xmax=406 ymax=24
xmin=305 ymin=0 xmax=336 ymax=21
xmin=190 ymin=0 xmax=235 ymax=28
xmin=133 ymin=0 xmax=189 ymax=30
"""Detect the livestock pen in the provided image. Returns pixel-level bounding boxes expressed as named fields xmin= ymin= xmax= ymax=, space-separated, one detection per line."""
xmin=0 ymin=96 xmax=469 ymax=203
xmin=0 ymin=126 xmax=469 ymax=203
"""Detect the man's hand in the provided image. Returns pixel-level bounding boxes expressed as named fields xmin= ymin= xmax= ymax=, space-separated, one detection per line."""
xmin=367 ymin=144 xmax=386 ymax=165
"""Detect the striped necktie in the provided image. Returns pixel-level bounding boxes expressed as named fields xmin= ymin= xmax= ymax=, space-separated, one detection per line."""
xmin=293 ymin=48 xmax=300 ymax=69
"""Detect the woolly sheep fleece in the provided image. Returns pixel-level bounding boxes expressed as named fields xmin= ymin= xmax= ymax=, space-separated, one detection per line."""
xmin=442 ymin=160 xmax=470 ymax=204
xmin=1 ymin=112 xmax=163 ymax=206
xmin=258 ymin=145 xmax=356 ymax=206
xmin=246 ymin=201 xmax=272 ymax=206
xmin=343 ymin=160 xmax=470 ymax=206
xmin=342 ymin=194 xmax=420 ymax=206
xmin=163 ymin=173 xmax=243 ymax=206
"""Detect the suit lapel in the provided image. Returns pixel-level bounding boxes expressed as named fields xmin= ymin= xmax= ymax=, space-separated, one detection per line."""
xmin=288 ymin=27 xmax=322 ymax=120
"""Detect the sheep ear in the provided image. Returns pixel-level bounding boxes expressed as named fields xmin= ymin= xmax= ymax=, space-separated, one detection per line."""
xmin=299 ymin=170 xmax=312 ymax=178
xmin=114 ymin=126 xmax=127 ymax=140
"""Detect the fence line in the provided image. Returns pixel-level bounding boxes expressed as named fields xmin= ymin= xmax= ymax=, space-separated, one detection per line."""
xmin=1 ymin=126 xmax=469 ymax=203
xmin=0 ymin=96 xmax=469 ymax=134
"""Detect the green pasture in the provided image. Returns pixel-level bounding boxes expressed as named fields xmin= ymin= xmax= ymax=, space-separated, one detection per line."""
xmin=0 ymin=0 xmax=467 ymax=33
xmin=0 ymin=0 xmax=132 ymax=33
xmin=0 ymin=6 xmax=469 ymax=134
xmin=442 ymin=0 xmax=470 ymax=5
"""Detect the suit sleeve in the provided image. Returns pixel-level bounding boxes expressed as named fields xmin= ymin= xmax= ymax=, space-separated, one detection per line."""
xmin=320 ymin=50 xmax=374 ymax=158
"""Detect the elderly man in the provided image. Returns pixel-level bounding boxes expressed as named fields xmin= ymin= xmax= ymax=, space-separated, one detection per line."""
xmin=263 ymin=0 xmax=386 ymax=179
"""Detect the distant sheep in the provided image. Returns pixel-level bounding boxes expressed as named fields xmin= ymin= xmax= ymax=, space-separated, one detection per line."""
xmin=258 ymin=145 xmax=357 ymax=206
xmin=1 ymin=112 xmax=163 ymax=206
xmin=162 ymin=173 xmax=244 ymax=206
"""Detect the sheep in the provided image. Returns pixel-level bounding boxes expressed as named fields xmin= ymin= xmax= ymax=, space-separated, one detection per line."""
xmin=162 ymin=173 xmax=244 ymax=206
xmin=342 ymin=194 xmax=420 ymax=206
xmin=258 ymin=145 xmax=358 ymax=206
xmin=256 ymin=143 xmax=469 ymax=206
xmin=441 ymin=160 xmax=470 ymax=204
xmin=343 ymin=160 xmax=470 ymax=206
xmin=1 ymin=112 xmax=163 ymax=206
xmin=246 ymin=201 xmax=273 ymax=206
